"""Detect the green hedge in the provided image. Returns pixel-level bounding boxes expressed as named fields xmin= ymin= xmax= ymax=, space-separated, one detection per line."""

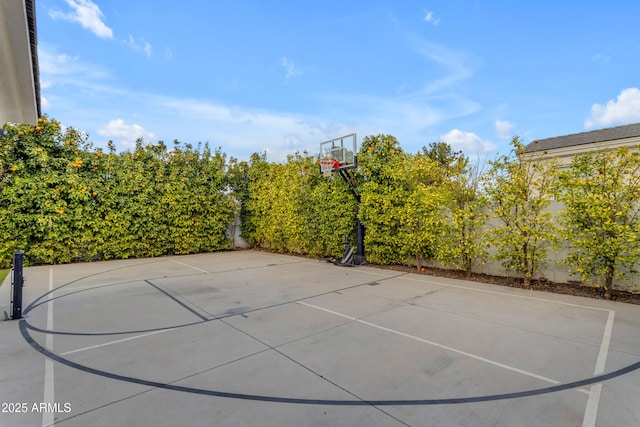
xmin=237 ymin=152 xmax=357 ymax=258
xmin=0 ymin=118 xmax=483 ymax=272
xmin=6 ymin=117 xmax=637 ymax=292
xmin=0 ymin=117 xmax=235 ymax=267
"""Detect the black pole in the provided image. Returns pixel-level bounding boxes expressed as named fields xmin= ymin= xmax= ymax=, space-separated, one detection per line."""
xmin=11 ymin=251 xmax=24 ymax=319
xmin=355 ymin=217 xmax=365 ymax=265
xmin=336 ymin=168 xmax=366 ymax=265
xmin=338 ymin=169 xmax=359 ymax=201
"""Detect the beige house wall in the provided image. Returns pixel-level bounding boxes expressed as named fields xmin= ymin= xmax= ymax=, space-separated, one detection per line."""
xmin=524 ymin=136 xmax=640 ymax=166
xmin=506 ymin=135 xmax=640 ymax=291
xmin=425 ymin=200 xmax=639 ymax=292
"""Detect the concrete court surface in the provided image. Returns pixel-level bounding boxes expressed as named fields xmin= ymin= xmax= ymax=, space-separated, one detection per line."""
xmin=0 ymin=250 xmax=639 ymax=427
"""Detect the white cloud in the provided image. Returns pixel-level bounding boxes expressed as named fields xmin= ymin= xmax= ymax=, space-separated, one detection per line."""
xmin=314 ymin=88 xmax=479 ymax=149
xmin=38 ymin=44 xmax=112 ymax=90
xmin=441 ymin=129 xmax=497 ymax=155
xmin=38 ymin=43 xmax=342 ymax=161
xmin=585 ymin=88 xmax=640 ymax=129
xmin=495 ymin=120 xmax=515 ymax=139
xmin=41 ymin=96 xmax=51 ymax=110
xmin=124 ymin=35 xmax=152 ymax=57
xmin=154 ymin=96 xmax=347 ymax=160
xmin=423 ymin=11 xmax=440 ymax=26
xmin=37 ymin=39 xmax=480 ymax=162
xmin=281 ymin=57 xmax=301 ymax=82
xmin=49 ymin=0 xmax=113 ymax=39
xmin=38 ymin=49 xmax=74 ymax=74
xmin=412 ymin=41 xmax=472 ymax=96
xmin=98 ymin=119 xmax=155 ymax=151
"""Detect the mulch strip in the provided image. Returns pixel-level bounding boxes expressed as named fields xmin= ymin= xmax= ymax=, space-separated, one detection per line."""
xmin=373 ymin=264 xmax=640 ymax=305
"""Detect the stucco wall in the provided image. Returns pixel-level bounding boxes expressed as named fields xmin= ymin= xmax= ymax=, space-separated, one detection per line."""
xmin=456 ymin=200 xmax=639 ymax=292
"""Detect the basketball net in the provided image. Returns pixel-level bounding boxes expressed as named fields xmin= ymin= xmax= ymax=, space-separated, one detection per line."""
xmin=319 ymin=158 xmax=340 ymax=177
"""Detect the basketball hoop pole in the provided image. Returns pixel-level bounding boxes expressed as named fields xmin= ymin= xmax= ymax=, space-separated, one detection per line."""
xmin=355 ymin=217 xmax=365 ymax=264
xmin=337 ymin=168 xmax=358 ymax=200
xmin=336 ymin=168 xmax=365 ymax=265
xmin=319 ymin=133 xmax=365 ymax=265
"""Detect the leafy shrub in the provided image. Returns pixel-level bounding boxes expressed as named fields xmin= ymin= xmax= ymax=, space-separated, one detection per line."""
xmin=238 ymin=152 xmax=356 ymax=258
xmin=358 ymin=135 xmax=454 ymax=267
xmin=0 ymin=117 xmax=234 ymax=266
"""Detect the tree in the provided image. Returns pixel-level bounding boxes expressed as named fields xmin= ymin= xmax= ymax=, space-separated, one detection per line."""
xmin=238 ymin=151 xmax=355 ymax=257
xmin=358 ymin=135 xmax=450 ymax=267
xmin=437 ymin=158 xmax=488 ymax=278
xmin=484 ymin=137 xmax=558 ymax=286
xmin=399 ymin=150 xmax=450 ymax=269
xmin=358 ymin=135 xmax=408 ymax=264
xmin=555 ymin=146 xmax=640 ymax=298
xmin=232 ymin=152 xmax=267 ymax=246
xmin=424 ymin=141 xmax=467 ymax=174
xmin=0 ymin=117 xmax=235 ymax=266
xmin=0 ymin=117 xmax=100 ymax=264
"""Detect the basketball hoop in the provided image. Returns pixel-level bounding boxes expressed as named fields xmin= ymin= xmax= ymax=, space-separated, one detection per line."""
xmin=319 ymin=134 xmax=357 ymax=177
xmin=319 ymin=157 xmax=340 ymax=177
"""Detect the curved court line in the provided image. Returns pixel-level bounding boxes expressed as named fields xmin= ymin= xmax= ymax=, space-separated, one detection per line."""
xmin=22 ymin=269 xmax=406 ymax=337
xmin=19 ymin=319 xmax=640 ymax=406
xmin=22 ymin=255 xmax=307 ymax=313
xmin=20 ymin=258 xmax=638 ymax=407
xmin=297 ymin=301 xmax=586 ymax=392
xmin=23 ymin=256 xmax=331 ymax=316
xmin=23 ymin=258 xmax=176 ymax=313
xmin=24 ymin=320 xmax=209 ymax=337
xmin=25 ymin=280 xmax=163 ymax=313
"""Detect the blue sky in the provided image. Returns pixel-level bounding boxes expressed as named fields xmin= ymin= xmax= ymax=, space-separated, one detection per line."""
xmin=38 ymin=0 xmax=640 ymax=161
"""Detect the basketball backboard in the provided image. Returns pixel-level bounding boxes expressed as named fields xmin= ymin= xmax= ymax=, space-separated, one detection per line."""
xmin=319 ymin=133 xmax=357 ymax=176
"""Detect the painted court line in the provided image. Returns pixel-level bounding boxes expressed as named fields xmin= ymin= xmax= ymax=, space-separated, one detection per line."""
xmin=582 ymin=310 xmax=615 ymax=427
xmin=392 ymin=271 xmax=617 ymax=426
xmin=297 ymin=301 xmax=590 ymax=395
xmin=60 ymin=330 xmax=169 ymax=356
xmin=399 ymin=275 xmax=613 ymax=313
xmin=593 ymin=311 xmax=615 ymax=375
xmin=170 ymin=259 xmax=209 ymax=274
xmin=145 ymin=279 xmax=209 ymax=321
xmin=43 ymin=268 xmax=54 ymax=427
xmin=60 ymin=279 xmax=211 ymax=356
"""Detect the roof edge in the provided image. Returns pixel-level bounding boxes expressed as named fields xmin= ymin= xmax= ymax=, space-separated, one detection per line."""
xmin=25 ymin=0 xmax=40 ymax=118
xmin=524 ymin=123 xmax=640 ymax=153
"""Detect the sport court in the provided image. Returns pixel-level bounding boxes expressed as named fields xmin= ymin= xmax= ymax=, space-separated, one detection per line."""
xmin=1 ymin=250 xmax=639 ymax=426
